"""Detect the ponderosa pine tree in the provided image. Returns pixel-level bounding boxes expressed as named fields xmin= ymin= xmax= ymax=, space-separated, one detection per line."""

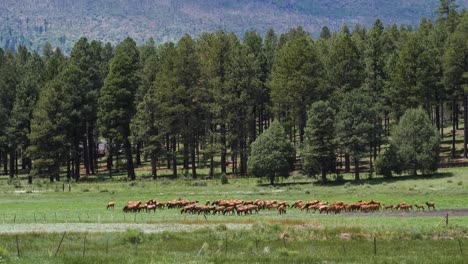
xmin=28 ymin=80 xmax=71 ymax=182
xmin=302 ymin=101 xmax=336 ymax=182
xmin=8 ymin=52 xmax=43 ymax=183
xmin=198 ymin=31 xmax=235 ymax=176
xmin=327 ymin=24 xmax=363 ymax=96
xmin=364 ymin=19 xmax=386 ymax=172
xmin=97 ymin=37 xmax=140 ymax=180
xmin=0 ymin=52 xmax=18 ymax=178
xmin=443 ymin=26 xmax=468 ymax=158
xmin=226 ymin=34 xmax=262 ymax=175
xmin=175 ymin=34 xmax=201 ymax=178
xmin=336 ymin=88 xmax=374 ymax=181
xmin=270 ymin=27 xmax=322 ymax=144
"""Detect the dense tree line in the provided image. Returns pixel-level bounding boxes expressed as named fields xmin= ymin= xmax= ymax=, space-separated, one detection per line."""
xmin=0 ymin=3 xmax=466 ymax=183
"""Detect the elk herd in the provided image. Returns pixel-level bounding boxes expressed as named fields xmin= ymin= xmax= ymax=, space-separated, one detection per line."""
xmin=107 ymin=199 xmax=436 ymax=215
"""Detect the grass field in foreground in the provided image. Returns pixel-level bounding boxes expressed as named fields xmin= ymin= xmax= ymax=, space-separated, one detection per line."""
xmin=0 ymin=227 xmax=466 ymax=264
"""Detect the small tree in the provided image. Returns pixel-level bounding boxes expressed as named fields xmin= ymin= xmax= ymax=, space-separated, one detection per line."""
xmin=391 ymin=108 xmax=440 ymax=176
xmin=248 ymin=120 xmax=295 ymax=185
xmin=375 ymin=144 xmax=402 ymax=178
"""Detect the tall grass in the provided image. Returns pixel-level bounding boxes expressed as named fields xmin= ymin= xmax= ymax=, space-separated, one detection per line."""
xmin=0 ymin=227 xmax=466 ymax=263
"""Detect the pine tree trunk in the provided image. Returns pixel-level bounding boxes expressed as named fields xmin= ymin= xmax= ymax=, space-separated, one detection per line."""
xmin=67 ymin=154 xmax=71 ymax=181
xmin=107 ymin=139 xmax=113 ymax=178
xmin=9 ymin=149 xmax=15 ymax=178
xmin=172 ymin=136 xmax=177 ymax=178
xmin=452 ymin=99 xmax=457 ymax=158
xmin=209 ymin=155 xmax=214 ymax=177
xmin=15 ymin=151 xmax=18 ymax=175
xmin=464 ymin=95 xmax=468 ymax=158
xmin=221 ymin=124 xmax=227 ymax=174
xmin=83 ymin=135 xmax=90 ymax=175
xmin=151 ymin=155 xmax=157 ymax=180
xmin=321 ymin=158 xmax=327 ymax=182
xmin=354 ymin=157 xmax=360 ymax=182
xmin=54 ymin=162 xmax=60 ymax=181
xmin=87 ymin=126 xmax=95 ymax=174
xmin=74 ymin=142 xmax=80 ymax=181
xmin=345 ymin=154 xmax=350 ymax=173
xmin=49 ymin=165 xmax=54 ymax=182
xmin=136 ymin=142 xmax=142 ymax=167
xmin=166 ymin=134 xmax=171 ymax=169
xmin=3 ymin=151 xmax=8 ymax=175
xmin=299 ymin=110 xmax=306 ymax=144
xmin=436 ymin=104 xmax=441 ymax=132
xmin=183 ymin=137 xmax=189 ymax=171
xmin=441 ymin=103 xmax=444 ymax=138
xmin=124 ymin=137 xmax=135 ymax=180
xmin=191 ymin=134 xmax=197 ymax=179
xmin=22 ymin=154 xmax=26 ymax=170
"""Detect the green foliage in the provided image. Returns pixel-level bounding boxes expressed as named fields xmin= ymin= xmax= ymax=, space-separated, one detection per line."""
xmin=248 ymin=120 xmax=295 ymax=185
xmin=98 ymin=37 xmax=139 ymax=180
xmin=28 ymin=80 xmax=71 ymax=181
xmin=336 ymin=88 xmax=374 ymax=181
xmin=327 ymin=25 xmax=363 ymax=95
xmin=391 ymin=108 xmax=440 ymax=175
xmin=375 ymin=145 xmax=402 ymax=178
xmin=220 ymin=173 xmax=229 ymax=185
xmin=123 ymin=228 xmax=144 ymax=244
xmin=302 ymin=100 xmax=336 ymax=181
xmin=269 ymin=27 xmax=323 ymax=141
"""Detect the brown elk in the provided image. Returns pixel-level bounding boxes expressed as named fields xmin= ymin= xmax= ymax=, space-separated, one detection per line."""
xmin=426 ymin=201 xmax=436 ymax=211
xmin=107 ymin=201 xmax=115 ymax=210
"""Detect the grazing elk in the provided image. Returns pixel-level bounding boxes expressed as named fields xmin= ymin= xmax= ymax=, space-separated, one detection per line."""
xmin=426 ymin=201 xmax=436 ymax=211
xmin=414 ymin=204 xmax=425 ymax=211
xmin=107 ymin=201 xmax=115 ymax=210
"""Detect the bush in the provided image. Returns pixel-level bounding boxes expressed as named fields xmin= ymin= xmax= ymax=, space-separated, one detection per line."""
xmin=334 ymin=173 xmax=344 ymax=183
xmin=0 ymin=246 xmax=9 ymax=261
xmin=8 ymin=177 xmax=22 ymax=188
xmin=220 ymin=173 xmax=229 ymax=185
xmin=375 ymin=144 xmax=401 ymax=178
xmin=123 ymin=228 xmax=144 ymax=244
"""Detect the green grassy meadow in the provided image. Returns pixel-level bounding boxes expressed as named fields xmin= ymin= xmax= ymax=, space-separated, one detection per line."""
xmin=0 ymin=165 xmax=467 ymax=263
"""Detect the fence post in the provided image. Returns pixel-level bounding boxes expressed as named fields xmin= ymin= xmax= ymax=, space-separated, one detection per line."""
xmin=459 ymin=240 xmax=463 ymax=255
xmin=446 ymin=213 xmax=449 ymax=227
xmin=16 ymin=235 xmax=20 ymax=257
xmin=373 ymin=236 xmax=377 ymax=256
xmin=134 ymin=239 xmax=138 ymax=255
xmin=225 ymin=233 xmax=228 ymax=256
xmin=54 ymin=232 xmax=66 ymax=257
xmin=82 ymin=236 xmax=86 ymax=257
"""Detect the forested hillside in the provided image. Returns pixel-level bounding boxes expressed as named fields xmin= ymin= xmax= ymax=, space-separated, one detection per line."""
xmin=0 ymin=2 xmax=466 ymax=184
xmin=0 ymin=0 xmax=466 ymax=53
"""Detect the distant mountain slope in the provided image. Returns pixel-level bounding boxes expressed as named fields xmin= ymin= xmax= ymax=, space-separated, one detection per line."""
xmin=0 ymin=0 xmax=466 ymax=53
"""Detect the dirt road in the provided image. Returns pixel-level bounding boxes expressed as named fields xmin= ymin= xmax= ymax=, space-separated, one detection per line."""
xmin=0 ymin=223 xmax=252 ymax=234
